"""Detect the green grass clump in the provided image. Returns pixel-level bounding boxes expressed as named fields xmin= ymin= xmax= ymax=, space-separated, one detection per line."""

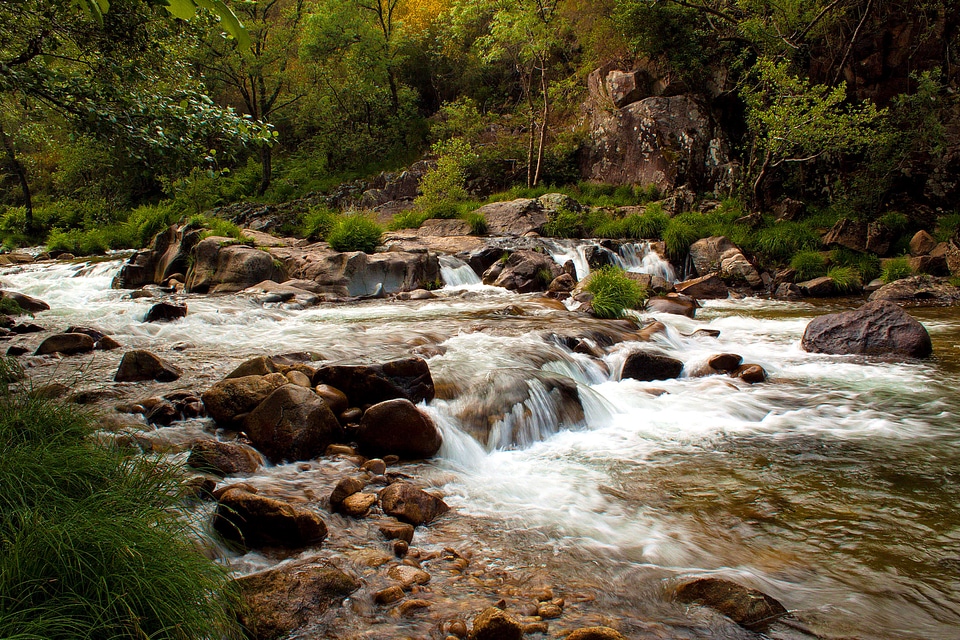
xmin=790 ymin=250 xmax=827 ymax=280
xmin=878 ymin=211 xmax=909 ymax=234
xmin=327 ymin=213 xmax=383 ymax=253
xmin=543 ymin=208 xmax=586 ymax=238
xmin=462 ymin=211 xmax=488 ymax=235
xmin=0 ymin=389 xmax=241 ymax=639
xmin=827 ymin=266 xmax=862 ymax=293
xmin=388 ymin=209 xmax=432 ymax=230
xmin=881 ymin=257 xmax=913 ymax=283
xmin=585 ymin=266 xmax=646 ymax=319
xmin=935 ymin=212 xmax=960 ymax=242
xmin=125 ymin=203 xmax=179 ymax=249
xmin=0 ymin=297 xmax=24 ymax=316
xmin=832 ymin=248 xmax=881 ymax=282
xmin=301 ymin=205 xmax=340 ymax=240
xmin=625 ymin=204 xmax=669 ymax=239
xmin=663 ymin=218 xmax=699 ymax=260
xmin=754 ymin=221 xmax=819 ymax=262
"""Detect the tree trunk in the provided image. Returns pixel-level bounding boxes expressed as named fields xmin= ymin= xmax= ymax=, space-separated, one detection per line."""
xmin=523 ymin=70 xmax=535 ymax=188
xmin=533 ymin=64 xmax=549 ymax=187
xmin=0 ymin=122 xmax=33 ymax=233
xmin=258 ymin=144 xmax=272 ymax=196
xmin=752 ymin=149 xmax=772 ymax=209
xmin=387 ymin=67 xmax=400 ymax=115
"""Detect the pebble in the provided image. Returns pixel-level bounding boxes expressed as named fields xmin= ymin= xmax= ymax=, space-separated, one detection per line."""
xmin=325 ymin=444 xmax=356 ymax=456
xmin=383 ymin=454 xmax=400 ymax=465
xmin=387 ymin=564 xmax=431 ymax=589
xmin=394 ymin=540 xmax=409 ymax=557
xmin=362 ymin=458 xmax=387 ymax=474
xmin=523 ymin=622 xmax=549 ymax=634
xmin=398 ymin=599 xmax=431 ymax=616
xmin=447 ymin=620 xmax=468 ymax=637
xmin=341 ymin=492 xmax=376 ymax=517
xmin=374 ymin=586 xmax=404 ymax=605
xmin=536 ymin=603 xmax=562 ymax=619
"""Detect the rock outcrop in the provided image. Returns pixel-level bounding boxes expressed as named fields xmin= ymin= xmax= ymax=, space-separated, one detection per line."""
xmin=472 ymin=199 xmax=547 ymax=237
xmin=187 ymin=237 xmax=283 ymax=294
xmin=868 ymin=275 xmax=960 ymax=306
xmin=801 ymin=300 xmax=932 ymax=358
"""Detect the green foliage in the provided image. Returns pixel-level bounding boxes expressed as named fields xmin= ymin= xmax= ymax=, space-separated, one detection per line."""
xmin=935 ymin=213 xmax=960 ymax=242
xmin=416 ymin=138 xmax=475 ymax=210
xmin=0 ymin=393 xmax=241 ymax=639
xmin=462 ymin=211 xmax=488 ymax=235
xmin=827 ymin=266 xmax=861 ymax=293
xmin=625 ymin=204 xmax=669 ymax=239
xmin=326 ymin=213 xmax=383 ymax=253
xmin=754 ymin=221 xmax=819 ymax=262
xmin=832 ymin=248 xmax=881 ymax=283
xmin=585 ymin=266 xmax=646 ymax=319
xmin=301 ymin=206 xmax=340 ymax=240
xmin=790 ymin=250 xmax=827 ymax=280
xmin=388 ymin=209 xmax=432 ymax=231
xmin=663 ymin=218 xmax=699 ymax=260
xmin=125 ymin=203 xmax=179 ymax=249
xmin=196 ymin=216 xmax=247 ymax=242
xmin=543 ymin=208 xmax=586 ymax=238
xmin=878 ymin=211 xmax=909 ymax=235
xmin=0 ymin=297 xmax=24 ymax=316
xmin=882 ymin=257 xmax=913 ymax=284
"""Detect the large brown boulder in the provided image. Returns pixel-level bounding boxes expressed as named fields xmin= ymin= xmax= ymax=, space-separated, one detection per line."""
xmin=313 ymin=357 xmax=434 ymax=406
xmin=868 ymin=275 xmax=960 ymax=306
xmin=358 ymin=398 xmax=442 ymax=459
xmin=492 ymin=250 xmax=561 ymax=293
xmin=214 ymin=486 xmax=327 ymax=549
xmin=0 ymin=290 xmax=49 ymax=313
xmin=801 ymin=300 xmax=932 ymax=358
xmin=243 ymin=385 xmax=343 ymax=464
xmin=621 ymin=349 xmax=684 ymax=381
xmin=186 ymin=237 xmax=283 ymax=294
xmin=797 ymin=276 xmax=837 ymax=297
xmin=35 ymin=333 xmax=95 ymax=356
xmin=472 ymin=199 xmax=547 ymax=237
xmin=689 ymin=236 xmax=736 ymax=277
xmin=910 ymin=230 xmax=938 ymax=256
xmin=236 ymin=558 xmax=359 ymax=640
xmin=114 ymin=350 xmax=182 ymax=382
xmin=469 ymin=607 xmax=523 ymax=640
xmin=379 ymin=481 xmax=449 ymax=526
xmin=201 ymin=373 xmax=289 ymax=427
xmin=674 ymin=273 xmax=728 ymax=299
xmin=187 ymin=440 xmax=263 ymax=476
xmin=674 ymin=578 xmax=787 ymax=631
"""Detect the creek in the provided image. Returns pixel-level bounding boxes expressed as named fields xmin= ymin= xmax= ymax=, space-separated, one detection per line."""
xmin=1 ymin=246 xmax=958 ymax=640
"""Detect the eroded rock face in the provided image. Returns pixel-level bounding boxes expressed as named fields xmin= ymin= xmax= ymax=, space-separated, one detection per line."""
xmin=674 ymin=578 xmax=787 ymax=631
xmin=236 ymin=558 xmax=359 ymax=640
xmin=187 ymin=237 xmax=283 ymax=294
xmin=473 ymin=199 xmax=547 ymax=237
xmin=379 ymin=481 xmax=449 ymax=526
xmin=214 ymin=486 xmax=327 ymax=549
xmin=868 ymin=275 xmax=960 ymax=306
xmin=243 ymin=384 xmax=343 ymax=464
xmin=689 ymin=236 xmax=737 ymax=277
xmin=112 ymin=225 xmax=201 ymax=289
xmin=358 ymin=398 xmax=442 ymax=459
xmin=313 ymin=357 xmax=435 ymax=406
xmin=801 ymin=300 xmax=932 ymax=358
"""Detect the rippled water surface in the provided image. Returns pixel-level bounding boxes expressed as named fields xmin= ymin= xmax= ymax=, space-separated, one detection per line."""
xmin=2 ymin=256 xmax=959 ymax=640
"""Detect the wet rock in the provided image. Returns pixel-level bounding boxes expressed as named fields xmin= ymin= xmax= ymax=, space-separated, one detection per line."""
xmin=0 ymin=290 xmax=49 ymax=313
xmin=187 ymin=237 xmax=282 ymax=294
xmin=565 ymin=627 xmax=626 ymax=640
xmin=64 ymin=326 xmax=119 ymax=350
xmin=6 ymin=345 xmax=28 ymax=357
xmin=399 ymin=599 xmax=431 ymax=616
xmin=469 ymin=607 xmax=523 ymax=640
xmin=775 ymin=282 xmax=803 ymax=300
xmin=493 ymin=250 xmax=562 ymax=293
xmin=314 ymin=357 xmax=435 ymax=405
xmin=30 ymin=383 xmax=70 ymax=400
xmin=393 ymin=540 xmax=409 ymax=556
xmin=448 ymin=619 xmax=469 ymax=638
xmin=379 ymin=482 xmax=450 ymax=526
xmin=201 ymin=373 xmax=289 ymax=427
xmin=362 ymin=458 xmax=387 ymax=475
xmin=910 ymin=230 xmax=938 ymax=256
xmin=536 ymin=602 xmax=562 ymax=619
xmin=801 ymin=300 xmax=932 ymax=358
xmin=388 ymin=564 xmax=431 ymax=589
xmin=689 ymin=236 xmax=737 ymax=277
xmin=11 ymin=322 xmax=43 ymax=334
xmin=35 ymin=333 xmax=95 ymax=356
xmin=226 ymin=355 xmax=278 ymax=379
xmin=214 ymin=486 xmax=327 ymax=549
xmin=358 ymin=398 xmax=442 ymax=459
xmin=674 ymin=577 xmax=787 ymax=631
xmin=797 ymin=276 xmax=837 ymax=297
xmin=313 ymin=384 xmax=349 ymax=414
xmin=909 ymin=254 xmax=949 ymax=276
xmin=719 ymin=249 xmax=762 ymax=287
xmin=473 ymin=199 xmax=547 ymax=237
xmin=330 ymin=476 xmax=366 ymax=512
xmin=621 ymin=350 xmax=684 ymax=381
xmin=114 ymin=350 xmax=183 ymax=382
xmin=326 ymin=444 xmax=356 ymax=456
xmin=548 ymin=273 xmax=576 ymax=294
xmin=645 ymin=294 xmax=697 ymax=318
xmin=285 ymin=370 xmax=312 ymax=387
xmin=145 ymin=400 xmax=179 ymax=426
xmin=708 ymin=353 xmax=742 ymax=373
xmin=822 ymin=218 xmax=868 ymax=252
xmin=243 ymin=384 xmax=343 ymax=464
xmin=732 ymin=364 xmax=767 ymax=384
xmin=339 ymin=407 xmax=362 ymax=424
xmin=378 ymin=520 xmax=415 ymax=543
xmin=144 ymin=302 xmax=187 ymax=323
xmin=236 ymin=558 xmax=359 ymax=640
xmin=674 ymin=273 xmax=728 ymax=299
xmin=341 ymin=492 xmax=377 ymax=517
xmin=187 ymin=440 xmax=263 ymax=476
xmin=374 ymin=585 xmax=404 ymax=605
xmin=868 ymin=275 xmax=960 ymax=306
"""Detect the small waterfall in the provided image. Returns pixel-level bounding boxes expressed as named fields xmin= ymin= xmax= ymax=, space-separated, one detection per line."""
xmin=618 ymin=242 xmax=676 ymax=282
xmin=439 ymin=255 xmax=481 ymax=287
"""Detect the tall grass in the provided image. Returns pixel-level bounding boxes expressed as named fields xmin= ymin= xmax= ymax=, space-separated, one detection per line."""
xmin=585 ymin=266 xmax=646 ymax=319
xmin=326 ymin=213 xmax=383 ymax=253
xmin=0 ymin=384 xmax=241 ymax=639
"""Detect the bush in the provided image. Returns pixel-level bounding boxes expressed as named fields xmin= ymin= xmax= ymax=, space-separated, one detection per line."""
xmin=125 ymin=203 xmax=178 ymax=249
xmin=790 ymin=250 xmax=827 ymax=280
xmin=0 ymin=392 xmax=241 ymax=639
xmin=881 ymin=257 xmax=913 ymax=283
xmin=301 ymin=206 xmax=339 ymax=240
xmin=585 ymin=266 xmax=647 ymax=319
xmin=827 ymin=266 xmax=861 ymax=293
xmin=935 ymin=212 xmax=960 ymax=242
xmin=663 ymin=218 xmax=699 ymax=260
xmin=878 ymin=211 xmax=909 ymax=235
xmin=326 ymin=213 xmax=383 ymax=253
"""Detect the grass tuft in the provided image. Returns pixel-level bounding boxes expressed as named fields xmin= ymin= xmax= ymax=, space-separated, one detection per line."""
xmin=585 ymin=266 xmax=646 ymax=319
xmin=790 ymin=250 xmax=827 ymax=280
xmin=881 ymin=257 xmax=913 ymax=284
xmin=326 ymin=213 xmax=383 ymax=253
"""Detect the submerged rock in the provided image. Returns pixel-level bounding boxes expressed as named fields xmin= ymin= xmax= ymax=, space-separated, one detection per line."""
xmin=674 ymin=577 xmax=787 ymax=631
xmin=114 ymin=350 xmax=182 ymax=383
xmin=645 ymin=294 xmax=697 ymax=318
xmin=201 ymin=373 xmax=289 ymax=427
xmin=565 ymin=628 xmax=626 ymax=640
xmin=801 ymin=300 xmax=932 ymax=358
xmin=187 ymin=440 xmax=263 ymax=476
xmin=469 ymin=607 xmax=523 ymax=640
xmin=35 ymin=332 xmax=95 ymax=356
xmin=379 ymin=481 xmax=449 ymax=526
xmin=144 ymin=301 xmax=187 ymax=322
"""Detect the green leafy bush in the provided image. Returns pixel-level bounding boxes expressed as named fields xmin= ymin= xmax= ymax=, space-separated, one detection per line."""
xmin=881 ymin=257 xmax=913 ymax=284
xmin=827 ymin=266 xmax=861 ymax=293
xmin=0 ymin=393 xmax=241 ymax=639
xmin=543 ymin=208 xmax=586 ymax=238
xmin=301 ymin=206 xmax=339 ymax=240
xmin=327 ymin=213 xmax=383 ymax=253
xmin=790 ymin=250 xmax=827 ymax=280
xmin=878 ymin=211 xmax=909 ymax=235
xmin=585 ymin=266 xmax=646 ymax=319
xmin=125 ymin=203 xmax=178 ymax=249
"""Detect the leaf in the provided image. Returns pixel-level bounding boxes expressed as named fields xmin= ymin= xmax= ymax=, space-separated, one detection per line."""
xmin=163 ymin=0 xmax=197 ymax=20
xmin=195 ymin=0 xmax=252 ymax=50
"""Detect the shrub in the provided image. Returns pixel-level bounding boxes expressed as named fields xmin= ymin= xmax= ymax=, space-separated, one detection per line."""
xmin=827 ymin=266 xmax=861 ymax=293
xmin=0 ymin=392 xmax=241 ymax=639
xmin=543 ymin=208 xmax=586 ymax=238
xmin=790 ymin=250 xmax=827 ymax=280
xmin=415 ymin=138 xmax=473 ymax=209
xmin=881 ymin=257 xmax=913 ymax=283
xmin=663 ymin=218 xmax=699 ymax=260
xmin=754 ymin=221 xmax=819 ymax=262
xmin=462 ymin=211 xmax=488 ymax=235
xmin=301 ymin=206 xmax=339 ymax=240
xmin=832 ymin=248 xmax=881 ymax=282
xmin=125 ymin=203 xmax=178 ymax=249
xmin=326 ymin=213 xmax=383 ymax=253
xmin=585 ymin=266 xmax=646 ymax=319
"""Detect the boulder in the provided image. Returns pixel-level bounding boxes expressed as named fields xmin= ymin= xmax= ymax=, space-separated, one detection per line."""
xmin=112 ymin=225 xmax=201 ymax=289
xmin=0 ymin=290 xmax=49 ymax=313
xmin=186 ymin=237 xmax=283 ymax=294
xmin=621 ymin=350 xmax=684 ymax=381
xmin=801 ymin=300 xmax=932 ymax=358
xmin=718 ymin=249 xmax=762 ymax=287
xmin=341 ymin=492 xmax=377 ymax=517
xmin=226 ymin=356 xmax=278 ymax=379
xmin=313 ymin=357 xmax=434 ymax=405
xmin=201 ymin=373 xmax=289 ymax=427
xmin=674 ymin=273 xmax=728 ymax=299
xmin=114 ymin=350 xmax=182 ymax=382
xmin=358 ymin=398 xmax=442 ymax=459
xmin=565 ymin=628 xmax=626 ymax=640
xmin=187 ymin=440 xmax=263 ymax=476
xmin=243 ymin=385 xmax=343 ymax=464
xmin=689 ymin=236 xmax=737 ymax=277
xmin=377 ymin=520 xmax=415 ymax=543
xmin=314 ymin=384 xmax=349 ymax=414
xmin=868 ymin=275 xmax=960 ymax=305
xmin=674 ymin=578 xmax=787 ymax=631
xmin=241 ymin=280 xmax=320 ymax=306
xmin=64 ymin=326 xmax=120 ymax=350
xmin=236 ymin=558 xmax=359 ymax=640
xmin=910 ymin=230 xmax=938 ymax=256
xmin=580 ymin=95 xmax=730 ymax=192
xmin=473 ymin=199 xmax=547 ymax=237
xmin=822 ymin=218 xmax=867 ymax=252
xmin=214 ymin=486 xmax=327 ymax=548
xmin=797 ymin=276 xmax=837 ymax=297
xmin=379 ymin=481 xmax=449 ymax=526
xmin=930 ymin=242 xmax=960 ymax=275
xmin=908 ymin=254 xmax=950 ymax=276
xmin=34 ymin=333 xmax=95 ymax=356
xmin=733 ymin=364 xmax=767 ymax=384
xmin=492 ymin=250 xmax=561 ymax=293
xmin=387 ymin=564 xmax=431 ymax=589
xmin=774 ymin=282 xmax=803 ymax=300
xmin=708 ymin=353 xmax=743 ymax=373
xmin=547 ymin=273 xmax=576 ymax=294
xmin=144 ymin=302 xmax=187 ymax=323
xmin=645 ymin=294 xmax=697 ymax=318
xmin=469 ymin=607 xmax=523 ymax=640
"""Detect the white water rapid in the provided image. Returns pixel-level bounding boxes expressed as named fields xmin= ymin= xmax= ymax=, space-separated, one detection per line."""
xmin=3 ymin=255 xmax=959 ymax=639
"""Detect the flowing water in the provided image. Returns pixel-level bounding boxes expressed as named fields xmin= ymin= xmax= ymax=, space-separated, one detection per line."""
xmin=1 ymin=247 xmax=958 ymax=640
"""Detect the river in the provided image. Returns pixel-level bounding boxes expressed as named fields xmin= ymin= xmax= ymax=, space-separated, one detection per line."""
xmin=1 ymin=250 xmax=958 ymax=640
